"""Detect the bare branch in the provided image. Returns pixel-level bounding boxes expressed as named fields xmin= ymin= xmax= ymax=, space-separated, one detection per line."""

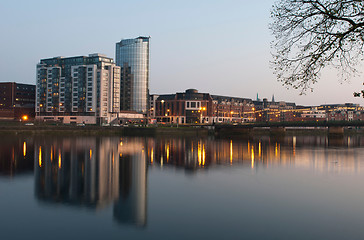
xmin=270 ymin=0 xmax=364 ymax=93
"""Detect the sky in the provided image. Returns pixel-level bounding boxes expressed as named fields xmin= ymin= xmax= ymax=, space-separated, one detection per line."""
xmin=0 ymin=0 xmax=364 ymax=106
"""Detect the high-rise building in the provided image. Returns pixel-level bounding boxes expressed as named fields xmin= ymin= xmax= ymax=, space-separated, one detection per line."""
xmin=36 ymin=54 xmax=120 ymax=124
xmin=116 ymin=37 xmax=150 ymax=114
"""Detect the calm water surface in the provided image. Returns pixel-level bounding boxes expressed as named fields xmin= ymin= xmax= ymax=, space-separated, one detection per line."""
xmin=1 ymin=135 xmax=364 ymax=239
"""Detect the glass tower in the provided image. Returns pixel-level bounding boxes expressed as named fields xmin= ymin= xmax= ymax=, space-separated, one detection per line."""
xmin=116 ymin=36 xmax=150 ymax=114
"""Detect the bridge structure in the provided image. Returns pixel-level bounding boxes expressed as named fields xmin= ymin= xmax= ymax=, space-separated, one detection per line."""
xmin=212 ymin=121 xmax=364 ymax=136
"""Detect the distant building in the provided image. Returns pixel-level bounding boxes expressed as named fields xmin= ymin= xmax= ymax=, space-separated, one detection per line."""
xmin=116 ymin=37 xmax=150 ymax=114
xmin=149 ymin=94 xmax=159 ymax=119
xmin=154 ymin=89 xmax=255 ymax=124
xmin=0 ymin=82 xmax=35 ymax=120
xmin=301 ymin=107 xmax=327 ymax=121
xmin=253 ymin=98 xmax=296 ymax=122
xmin=211 ymin=95 xmax=255 ymax=123
xmin=36 ymin=54 xmax=120 ymax=124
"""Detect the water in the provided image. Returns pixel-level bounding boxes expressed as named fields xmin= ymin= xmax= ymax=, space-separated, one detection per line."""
xmin=1 ymin=135 xmax=364 ymax=239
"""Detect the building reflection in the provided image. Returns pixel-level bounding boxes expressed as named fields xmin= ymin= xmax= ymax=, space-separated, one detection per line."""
xmin=33 ymin=134 xmax=364 ymax=228
xmin=34 ymin=137 xmax=147 ymax=226
xmin=146 ymin=135 xmax=364 ymax=174
xmin=0 ymin=137 xmax=34 ymax=176
xmin=114 ymin=151 xmax=147 ymax=227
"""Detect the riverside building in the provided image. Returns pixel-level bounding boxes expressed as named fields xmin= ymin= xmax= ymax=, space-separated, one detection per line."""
xmin=36 ymin=54 xmax=120 ymax=124
xmin=0 ymin=82 xmax=35 ymax=120
xmin=116 ymin=37 xmax=150 ymax=114
xmin=155 ymin=89 xmax=256 ymax=124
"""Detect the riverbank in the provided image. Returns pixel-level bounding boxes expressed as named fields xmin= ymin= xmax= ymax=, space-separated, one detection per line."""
xmin=0 ymin=124 xmax=209 ymax=137
xmin=1 ymin=123 xmax=363 ymax=137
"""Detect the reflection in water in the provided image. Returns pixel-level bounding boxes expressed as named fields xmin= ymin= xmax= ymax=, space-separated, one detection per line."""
xmin=1 ymin=134 xmax=364 ymax=228
xmin=34 ymin=137 xmax=147 ymax=226
xmin=114 ymin=151 xmax=147 ymax=226
xmin=0 ymin=137 xmax=34 ymax=176
xmin=146 ymin=136 xmax=364 ymax=174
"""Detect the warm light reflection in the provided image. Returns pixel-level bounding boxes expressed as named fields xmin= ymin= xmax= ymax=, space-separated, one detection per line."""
xmin=38 ymin=146 xmax=42 ymax=167
xmin=202 ymin=144 xmax=206 ymax=166
xmin=58 ymin=151 xmax=61 ymax=169
xmin=166 ymin=144 xmax=170 ymax=162
xmin=90 ymin=149 xmax=92 ymax=159
xmin=230 ymin=140 xmax=233 ymax=165
xmin=51 ymin=146 xmax=53 ymax=162
xmin=151 ymin=148 xmax=154 ymax=164
xmin=23 ymin=142 xmax=26 ymax=157
xmin=198 ymin=142 xmax=202 ymax=166
xmin=293 ymin=136 xmax=296 ymax=156
xmin=258 ymin=141 xmax=261 ymax=158
xmin=120 ymin=141 xmax=123 ymax=146
xmin=275 ymin=143 xmax=278 ymax=157
xmin=251 ymin=146 xmax=255 ymax=169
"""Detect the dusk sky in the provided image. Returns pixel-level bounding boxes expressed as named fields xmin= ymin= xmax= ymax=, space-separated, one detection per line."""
xmin=1 ymin=0 xmax=363 ymax=106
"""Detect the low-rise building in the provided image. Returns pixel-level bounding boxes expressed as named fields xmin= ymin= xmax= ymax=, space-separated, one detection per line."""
xmin=0 ymin=82 xmax=35 ymax=121
xmin=154 ymin=89 xmax=255 ymax=124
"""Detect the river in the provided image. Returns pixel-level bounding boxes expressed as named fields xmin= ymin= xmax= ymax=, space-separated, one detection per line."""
xmin=1 ymin=135 xmax=364 ymax=239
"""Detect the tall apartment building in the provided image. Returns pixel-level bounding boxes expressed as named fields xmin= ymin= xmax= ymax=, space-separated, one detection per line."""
xmin=116 ymin=37 xmax=150 ymax=114
xmin=36 ymin=54 xmax=120 ymax=124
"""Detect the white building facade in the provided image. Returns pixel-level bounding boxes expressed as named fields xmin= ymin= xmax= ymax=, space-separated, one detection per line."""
xmin=36 ymin=54 xmax=120 ymax=124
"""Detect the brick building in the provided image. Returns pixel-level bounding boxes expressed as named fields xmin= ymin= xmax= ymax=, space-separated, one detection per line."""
xmin=0 ymin=82 xmax=35 ymax=120
xmin=155 ymin=89 xmax=255 ymax=124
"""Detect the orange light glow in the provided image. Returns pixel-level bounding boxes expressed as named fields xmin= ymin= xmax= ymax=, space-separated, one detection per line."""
xmin=251 ymin=146 xmax=255 ymax=169
xmin=58 ymin=152 xmax=62 ymax=169
xmin=51 ymin=146 xmax=53 ymax=162
xmin=38 ymin=146 xmax=42 ymax=167
xmin=89 ymin=149 xmax=92 ymax=159
xmin=230 ymin=140 xmax=233 ymax=165
xmin=202 ymin=144 xmax=206 ymax=166
xmin=23 ymin=142 xmax=26 ymax=157
xmin=198 ymin=142 xmax=202 ymax=166
xmin=151 ymin=148 xmax=154 ymax=164
xmin=166 ymin=144 xmax=170 ymax=162
xmin=22 ymin=115 xmax=28 ymax=121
